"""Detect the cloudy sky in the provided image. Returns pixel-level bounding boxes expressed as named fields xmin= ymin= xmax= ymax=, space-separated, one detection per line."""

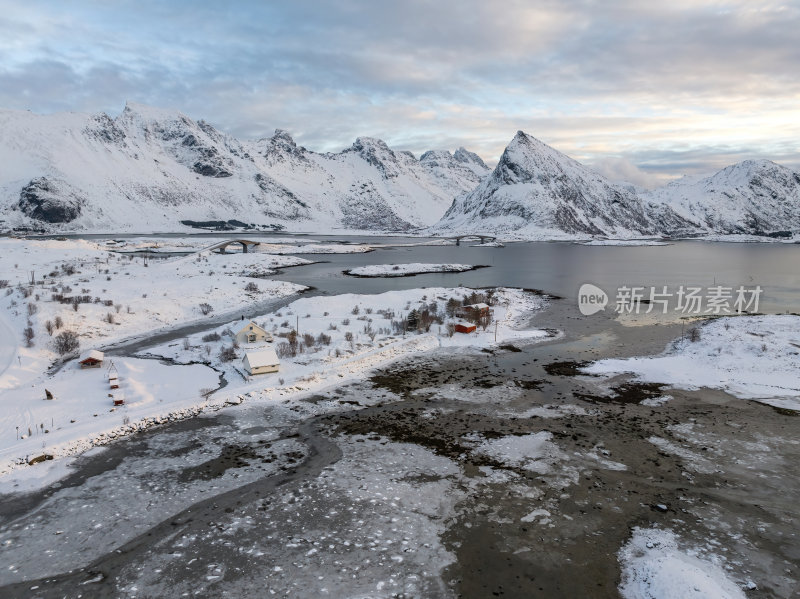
xmin=1 ymin=0 xmax=798 ymax=186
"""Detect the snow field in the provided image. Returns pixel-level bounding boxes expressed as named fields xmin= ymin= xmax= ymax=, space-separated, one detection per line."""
xmin=345 ymin=262 xmax=477 ymax=277
xmin=584 ymin=315 xmax=800 ymax=410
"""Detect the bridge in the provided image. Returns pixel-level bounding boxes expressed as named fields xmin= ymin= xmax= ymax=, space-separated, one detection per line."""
xmin=446 ymin=234 xmax=497 ymax=246
xmin=201 ymin=239 xmax=262 ymax=254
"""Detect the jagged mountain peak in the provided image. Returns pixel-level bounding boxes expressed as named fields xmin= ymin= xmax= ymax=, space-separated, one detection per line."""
xmin=432 ymin=130 xmax=694 ymax=238
xmin=118 ymin=101 xmax=193 ymax=126
xmin=271 ymin=128 xmax=296 ymax=146
xmin=419 ymin=149 xmax=453 ymax=163
xmin=453 ymin=147 xmax=488 ymax=170
xmin=349 ymin=136 xmax=393 ymax=154
xmin=644 ymin=158 xmax=800 ymax=234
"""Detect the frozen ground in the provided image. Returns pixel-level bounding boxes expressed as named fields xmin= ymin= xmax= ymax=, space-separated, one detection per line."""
xmin=345 ymin=263 xmax=479 ymax=277
xmin=0 ymin=238 xmax=304 ymax=354
xmin=0 ymin=357 xmax=219 ymax=475
xmin=1 ymin=280 xmax=549 ymax=484
xmin=584 ymin=315 xmax=800 ymax=410
xmin=0 ymin=297 xmax=798 ymax=597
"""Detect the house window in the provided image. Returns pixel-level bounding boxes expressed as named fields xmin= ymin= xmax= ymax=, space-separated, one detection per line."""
xmin=248 ymin=334 xmax=256 ymax=342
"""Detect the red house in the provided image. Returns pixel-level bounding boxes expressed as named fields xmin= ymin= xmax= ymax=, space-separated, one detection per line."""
xmin=78 ymin=350 xmax=104 ymax=369
xmin=454 ymin=323 xmax=477 ymax=334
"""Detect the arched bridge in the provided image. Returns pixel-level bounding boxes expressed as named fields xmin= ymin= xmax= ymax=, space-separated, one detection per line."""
xmin=447 ymin=234 xmax=497 ymax=246
xmin=201 ymin=239 xmax=262 ymax=254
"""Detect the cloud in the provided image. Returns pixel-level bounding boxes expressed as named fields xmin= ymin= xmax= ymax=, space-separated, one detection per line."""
xmin=0 ymin=0 xmax=798 ymax=177
xmin=589 ymin=158 xmax=666 ymax=189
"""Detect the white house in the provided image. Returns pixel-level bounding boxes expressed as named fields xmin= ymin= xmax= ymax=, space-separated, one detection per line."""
xmin=235 ymin=321 xmax=273 ymax=345
xmin=243 ymin=348 xmax=280 ymax=375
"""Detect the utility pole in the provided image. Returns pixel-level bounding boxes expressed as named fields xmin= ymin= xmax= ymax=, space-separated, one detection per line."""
xmin=296 ymin=315 xmax=299 ymax=336
xmin=495 ymin=320 xmax=498 ymax=342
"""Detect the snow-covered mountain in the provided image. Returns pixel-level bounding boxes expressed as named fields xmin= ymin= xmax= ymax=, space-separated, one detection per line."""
xmin=0 ymin=103 xmax=490 ymax=232
xmin=431 ymin=131 xmax=696 ymax=239
xmin=642 ymin=160 xmax=800 ymax=234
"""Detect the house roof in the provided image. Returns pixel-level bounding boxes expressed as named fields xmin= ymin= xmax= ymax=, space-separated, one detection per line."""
xmin=236 ymin=320 xmax=268 ymax=336
xmin=244 ymin=348 xmax=280 ymax=368
xmin=79 ymin=350 xmax=104 ymax=362
xmin=466 ymin=303 xmax=490 ymax=310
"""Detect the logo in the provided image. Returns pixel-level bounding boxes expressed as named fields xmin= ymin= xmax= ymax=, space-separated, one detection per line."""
xmin=578 ymin=283 xmax=608 ymax=315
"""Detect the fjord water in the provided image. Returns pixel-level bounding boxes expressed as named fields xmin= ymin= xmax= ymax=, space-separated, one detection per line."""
xmin=271 ymin=239 xmax=800 ymax=315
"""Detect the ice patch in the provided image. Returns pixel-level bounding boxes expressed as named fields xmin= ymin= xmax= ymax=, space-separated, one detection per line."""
xmin=618 ymin=527 xmax=747 ymax=599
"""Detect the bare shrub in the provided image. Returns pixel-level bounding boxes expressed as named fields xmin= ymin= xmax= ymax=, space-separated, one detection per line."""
xmin=244 ymin=282 xmax=259 ymax=292
xmin=27 ymin=303 xmax=38 ymax=316
xmin=351 ymin=306 xmax=360 ymax=315
xmin=316 ymin=332 xmax=331 ymax=346
xmin=23 ymin=326 xmax=34 ymax=347
xmin=183 ymin=338 xmax=190 ymax=350
xmin=341 ymin=318 xmax=350 ymax=326
xmin=0 ymin=280 xmax=8 ymax=289
xmin=689 ymin=327 xmax=701 ymax=343
xmin=202 ymin=332 xmax=221 ymax=342
xmin=218 ymin=346 xmax=237 ymax=362
xmin=54 ymin=316 xmax=63 ymax=329
xmin=328 ymin=323 xmax=337 ymax=330
xmin=44 ymin=320 xmax=54 ymax=336
xmin=275 ymin=341 xmax=294 ymax=359
xmin=54 ymin=330 xmax=79 ymax=356
xmin=199 ymin=302 xmax=214 ymax=315
xmin=104 ymin=312 xmax=115 ymax=324
xmin=302 ymin=333 xmax=315 ymax=347
xmin=115 ymin=304 xmax=122 ymax=313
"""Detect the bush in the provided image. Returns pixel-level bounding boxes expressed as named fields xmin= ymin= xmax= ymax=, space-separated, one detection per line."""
xmin=316 ymin=332 xmax=331 ymax=346
xmin=202 ymin=332 xmax=221 ymax=342
xmin=0 ymin=280 xmax=8 ymax=289
xmin=218 ymin=346 xmax=237 ymax=362
xmin=244 ymin=282 xmax=259 ymax=292
xmin=44 ymin=320 xmax=54 ymax=336
xmin=54 ymin=316 xmax=63 ymax=329
xmin=688 ymin=327 xmax=701 ymax=342
xmin=104 ymin=312 xmax=115 ymax=324
xmin=27 ymin=303 xmax=38 ymax=316
xmin=351 ymin=306 xmax=360 ymax=315
xmin=302 ymin=333 xmax=315 ymax=347
xmin=199 ymin=302 xmax=214 ymax=315
xmin=275 ymin=341 xmax=294 ymax=359
xmin=54 ymin=330 xmax=80 ymax=356
xmin=23 ymin=326 xmax=34 ymax=347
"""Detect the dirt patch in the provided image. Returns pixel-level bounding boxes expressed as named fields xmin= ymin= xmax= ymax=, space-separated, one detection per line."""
xmin=543 ymin=360 xmax=591 ymax=376
xmin=575 ymin=382 xmax=667 ymax=405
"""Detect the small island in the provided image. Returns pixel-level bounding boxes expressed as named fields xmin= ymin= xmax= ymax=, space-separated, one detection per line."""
xmin=344 ymin=263 xmax=489 ymax=278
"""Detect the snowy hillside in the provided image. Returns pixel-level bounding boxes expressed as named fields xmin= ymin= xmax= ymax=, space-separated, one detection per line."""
xmin=643 ymin=160 xmax=800 ymax=234
xmin=0 ymin=103 xmax=489 ymax=233
xmin=430 ymin=131 xmax=696 ymax=239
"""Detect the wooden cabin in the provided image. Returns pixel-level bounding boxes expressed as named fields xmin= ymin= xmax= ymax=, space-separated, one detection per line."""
xmin=454 ymin=322 xmax=477 ymax=334
xmin=235 ymin=321 xmax=273 ymax=345
xmin=79 ymin=350 xmax=104 ymax=369
xmin=455 ymin=303 xmax=491 ymax=319
xmin=243 ymin=348 xmax=280 ymax=375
